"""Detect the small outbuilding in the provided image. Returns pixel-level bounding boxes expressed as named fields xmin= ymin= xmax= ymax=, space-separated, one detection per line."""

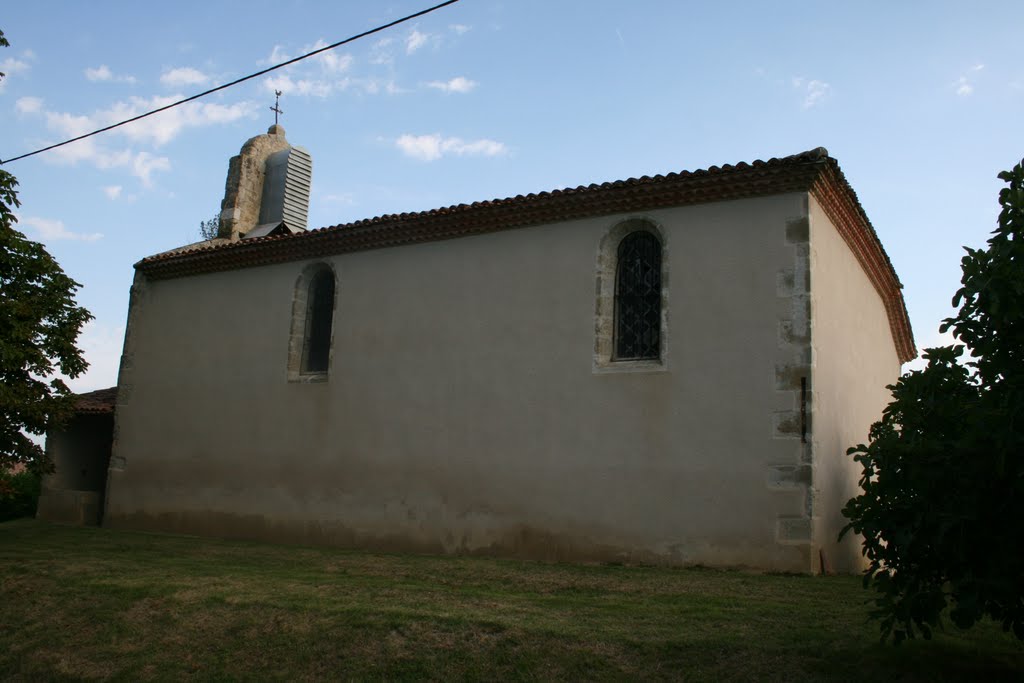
xmin=37 ymin=387 xmax=117 ymax=526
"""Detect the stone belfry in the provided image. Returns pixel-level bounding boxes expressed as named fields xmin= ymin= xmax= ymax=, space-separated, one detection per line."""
xmin=218 ymin=122 xmax=313 ymax=241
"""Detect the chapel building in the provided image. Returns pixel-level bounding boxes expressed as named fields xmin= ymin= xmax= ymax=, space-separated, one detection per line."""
xmin=41 ymin=126 xmax=914 ymax=573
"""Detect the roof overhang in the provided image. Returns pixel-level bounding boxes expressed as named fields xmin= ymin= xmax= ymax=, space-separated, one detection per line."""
xmin=72 ymin=387 xmax=117 ymax=415
xmin=136 ymin=147 xmax=915 ymax=363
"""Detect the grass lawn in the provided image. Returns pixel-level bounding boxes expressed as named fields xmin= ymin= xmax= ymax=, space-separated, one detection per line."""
xmin=1 ymin=520 xmax=1021 ymax=681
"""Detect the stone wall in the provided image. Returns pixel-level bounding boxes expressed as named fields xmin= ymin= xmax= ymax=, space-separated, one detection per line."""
xmin=219 ymin=125 xmax=291 ymax=240
xmin=769 ymin=209 xmax=815 ymax=569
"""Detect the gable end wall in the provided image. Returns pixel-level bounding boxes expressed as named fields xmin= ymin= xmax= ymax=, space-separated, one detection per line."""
xmin=808 ymin=195 xmax=902 ymax=573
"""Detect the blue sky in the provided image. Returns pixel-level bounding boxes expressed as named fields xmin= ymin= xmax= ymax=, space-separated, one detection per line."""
xmin=3 ymin=1 xmax=1022 ymax=391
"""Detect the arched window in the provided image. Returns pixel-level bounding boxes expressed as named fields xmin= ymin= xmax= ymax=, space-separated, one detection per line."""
xmin=301 ymin=268 xmax=335 ymax=374
xmin=614 ymin=231 xmax=661 ymax=360
xmin=594 ymin=219 xmax=667 ymax=371
xmin=288 ymin=263 xmax=336 ymax=381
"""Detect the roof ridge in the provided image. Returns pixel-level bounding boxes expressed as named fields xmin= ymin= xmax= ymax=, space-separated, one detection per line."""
xmin=142 ymin=147 xmax=832 ymax=265
xmin=131 ymin=145 xmax=914 ymax=363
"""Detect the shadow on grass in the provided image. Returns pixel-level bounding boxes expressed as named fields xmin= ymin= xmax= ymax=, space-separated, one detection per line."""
xmin=1 ymin=520 xmax=1021 ymax=681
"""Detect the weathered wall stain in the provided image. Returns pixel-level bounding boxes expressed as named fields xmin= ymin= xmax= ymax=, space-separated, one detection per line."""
xmin=103 ymin=190 xmax=901 ymax=574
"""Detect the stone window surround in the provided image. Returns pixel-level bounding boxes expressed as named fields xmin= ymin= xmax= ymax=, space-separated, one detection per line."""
xmin=287 ymin=261 xmax=338 ymax=383
xmin=593 ymin=217 xmax=669 ymax=374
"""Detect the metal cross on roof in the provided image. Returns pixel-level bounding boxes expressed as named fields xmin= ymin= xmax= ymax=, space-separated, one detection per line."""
xmin=270 ymin=90 xmax=284 ymax=125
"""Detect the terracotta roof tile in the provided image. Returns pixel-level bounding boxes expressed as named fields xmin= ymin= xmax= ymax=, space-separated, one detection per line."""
xmin=136 ymin=147 xmax=915 ymax=362
xmin=73 ymin=387 xmax=117 ymax=415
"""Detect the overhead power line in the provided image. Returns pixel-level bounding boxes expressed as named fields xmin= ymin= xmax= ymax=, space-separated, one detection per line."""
xmin=1 ymin=0 xmax=461 ymax=165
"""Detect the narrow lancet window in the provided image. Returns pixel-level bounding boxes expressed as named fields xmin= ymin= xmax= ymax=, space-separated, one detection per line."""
xmin=302 ymin=269 xmax=335 ymax=374
xmin=614 ymin=231 xmax=662 ymax=360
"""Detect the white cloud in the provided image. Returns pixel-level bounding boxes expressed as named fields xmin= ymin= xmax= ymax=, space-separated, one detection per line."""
xmin=20 ymin=216 xmax=103 ymax=242
xmin=406 ymin=29 xmax=430 ymax=54
xmin=803 ymin=80 xmax=831 ymax=108
xmin=38 ymin=110 xmax=174 ymax=185
xmin=397 ymin=134 xmax=443 ymax=160
xmin=370 ymin=38 xmax=395 ymax=65
xmin=263 ymin=73 xmax=334 ymax=98
xmin=262 ymin=41 xmax=353 ymax=73
xmin=128 ymin=151 xmax=172 ymax=185
xmin=43 ymin=95 xmax=255 ymax=147
xmin=323 ymin=192 xmax=355 ymax=204
xmin=258 ymin=40 xmax=355 ymax=98
xmin=395 ymin=133 xmax=507 ymax=162
xmin=160 ymin=66 xmax=209 ymax=87
xmin=953 ymin=66 xmax=984 ymax=97
xmin=449 ymin=24 xmax=471 ymax=35
xmin=306 ymin=39 xmax=353 ymax=73
xmin=0 ymin=55 xmax=31 ymax=91
xmin=85 ymin=64 xmax=111 ymax=81
xmin=1 ymin=56 xmax=30 ymax=76
xmin=84 ymin=64 xmax=136 ymax=84
xmin=15 ymin=96 xmax=42 ymax=113
xmin=32 ymin=132 xmax=170 ymax=186
xmin=261 ymin=44 xmax=290 ymax=66
xmin=792 ymin=77 xmax=831 ymax=109
xmin=453 ymin=138 xmax=506 ymax=157
xmin=363 ymin=78 xmax=406 ymax=95
xmin=44 ymin=137 xmax=100 ymax=166
xmin=265 ymin=72 xmax=406 ymax=98
xmin=426 ymin=76 xmax=477 ymax=94
xmin=103 ymin=185 xmax=123 ymax=200
xmin=322 ymin=51 xmax=353 ymax=73
xmin=44 ymin=110 xmax=93 ymax=137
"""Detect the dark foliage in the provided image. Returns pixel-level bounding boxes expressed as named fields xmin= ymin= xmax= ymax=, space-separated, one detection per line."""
xmin=0 ymin=30 xmax=93 ymax=473
xmin=841 ymin=160 xmax=1024 ymax=643
xmin=199 ymin=212 xmax=221 ymax=240
xmin=0 ymin=469 xmax=41 ymax=521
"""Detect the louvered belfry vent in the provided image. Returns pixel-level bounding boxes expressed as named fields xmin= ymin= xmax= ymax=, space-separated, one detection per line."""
xmin=221 ymin=125 xmax=314 ymax=241
xmin=259 ymin=146 xmax=313 ymax=231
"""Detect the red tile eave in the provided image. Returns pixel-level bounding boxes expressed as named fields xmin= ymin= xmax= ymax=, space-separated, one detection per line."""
xmin=72 ymin=387 xmax=117 ymax=415
xmin=136 ymin=148 xmax=915 ymax=363
xmin=810 ymin=164 xmax=916 ymax=364
xmin=137 ymin=153 xmax=824 ymax=281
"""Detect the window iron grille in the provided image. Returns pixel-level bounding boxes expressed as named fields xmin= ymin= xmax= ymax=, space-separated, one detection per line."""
xmin=614 ymin=231 xmax=661 ymax=360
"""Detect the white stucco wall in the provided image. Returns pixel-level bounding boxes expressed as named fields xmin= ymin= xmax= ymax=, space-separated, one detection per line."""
xmin=808 ymin=196 xmax=902 ymax=573
xmin=106 ymin=193 xmax=820 ymax=570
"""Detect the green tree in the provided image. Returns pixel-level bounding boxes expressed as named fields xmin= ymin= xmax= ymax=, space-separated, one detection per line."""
xmin=841 ymin=159 xmax=1024 ymax=643
xmin=0 ymin=29 xmax=93 ymax=476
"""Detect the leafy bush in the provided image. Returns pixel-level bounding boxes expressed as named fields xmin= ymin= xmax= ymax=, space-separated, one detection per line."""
xmin=0 ymin=469 xmax=42 ymax=521
xmin=841 ymin=159 xmax=1024 ymax=643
